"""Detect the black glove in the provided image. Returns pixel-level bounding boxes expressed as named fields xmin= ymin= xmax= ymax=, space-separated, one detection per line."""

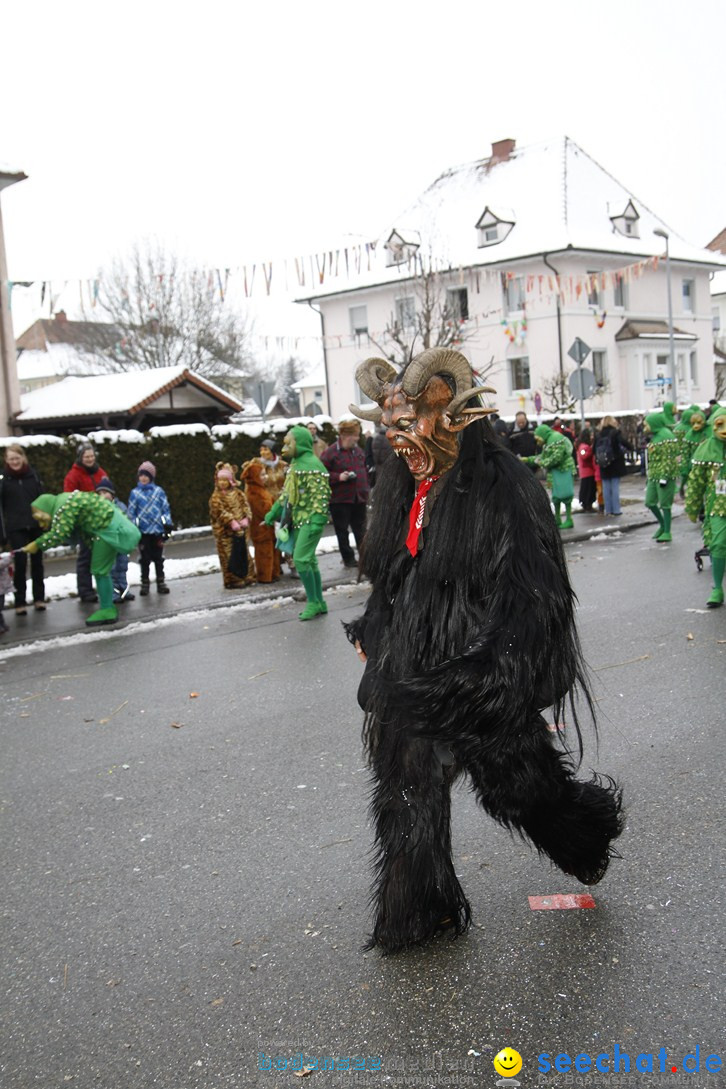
xmin=162 ymin=524 xmax=173 ymax=540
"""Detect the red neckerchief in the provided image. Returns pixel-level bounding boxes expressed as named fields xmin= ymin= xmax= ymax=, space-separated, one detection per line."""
xmin=406 ymin=477 xmax=438 ymax=557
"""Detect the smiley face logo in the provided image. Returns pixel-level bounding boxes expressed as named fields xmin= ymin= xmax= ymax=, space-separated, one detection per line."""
xmin=493 ymin=1047 xmax=523 ymax=1078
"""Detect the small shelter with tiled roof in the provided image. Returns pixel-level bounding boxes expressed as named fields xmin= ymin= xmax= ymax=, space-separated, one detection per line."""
xmin=14 ymin=364 xmax=242 ymax=435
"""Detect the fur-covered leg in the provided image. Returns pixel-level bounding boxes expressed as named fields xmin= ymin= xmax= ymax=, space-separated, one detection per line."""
xmin=366 ymin=725 xmax=470 ymax=954
xmin=460 ymin=719 xmax=623 ymax=886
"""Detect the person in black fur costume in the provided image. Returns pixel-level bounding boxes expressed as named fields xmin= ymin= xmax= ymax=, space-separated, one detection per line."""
xmin=344 ymin=348 xmax=623 ymax=955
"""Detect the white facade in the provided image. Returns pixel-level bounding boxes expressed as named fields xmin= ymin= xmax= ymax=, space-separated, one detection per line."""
xmin=299 ymin=138 xmax=724 ymax=420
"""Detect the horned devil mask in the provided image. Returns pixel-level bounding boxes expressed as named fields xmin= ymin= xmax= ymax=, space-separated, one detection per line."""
xmin=349 ymin=348 xmax=496 ymax=480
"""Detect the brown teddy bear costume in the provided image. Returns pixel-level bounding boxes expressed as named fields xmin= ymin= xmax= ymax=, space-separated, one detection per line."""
xmin=208 ymin=463 xmax=255 ymax=588
xmin=241 ymin=459 xmax=281 ymax=583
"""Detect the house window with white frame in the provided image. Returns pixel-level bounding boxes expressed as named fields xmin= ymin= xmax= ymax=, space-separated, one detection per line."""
xmin=587 ymin=271 xmax=601 ymax=307
xmin=592 ymin=351 xmax=607 ymax=386
xmin=682 ymin=279 xmax=695 ymax=313
xmin=689 ymin=351 xmax=698 ymax=387
xmin=613 ymin=275 xmax=628 ymax=309
xmin=676 ymin=352 xmax=686 ymax=383
xmin=394 ymin=296 xmax=416 ymax=330
xmin=349 ymin=305 xmax=368 ymax=338
xmin=447 ymin=286 xmax=469 ymax=321
xmin=509 ymin=356 xmax=530 ymax=392
xmin=502 ymin=274 xmax=526 ymax=314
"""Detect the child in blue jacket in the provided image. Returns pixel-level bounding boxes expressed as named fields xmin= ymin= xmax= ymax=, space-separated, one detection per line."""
xmin=127 ymin=461 xmax=173 ymax=595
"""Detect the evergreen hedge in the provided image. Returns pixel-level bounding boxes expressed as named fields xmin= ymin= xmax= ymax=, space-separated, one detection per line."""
xmin=0 ymin=419 xmax=339 ymax=529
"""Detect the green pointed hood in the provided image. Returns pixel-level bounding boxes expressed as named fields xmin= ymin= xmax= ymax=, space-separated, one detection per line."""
xmin=662 ymin=401 xmax=676 ymax=428
xmin=286 ymin=425 xmax=326 ymax=471
xmin=673 ymin=407 xmax=695 ymax=434
xmin=645 ymin=412 xmax=675 ymax=444
xmin=534 ymin=424 xmax=554 ymax=443
xmin=31 ymin=493 xmax=73 ymax=518
xmin=686 ymin=408 xmax=708 ymax=443
xmin=692 ymin=407 xmax=726 ymax=464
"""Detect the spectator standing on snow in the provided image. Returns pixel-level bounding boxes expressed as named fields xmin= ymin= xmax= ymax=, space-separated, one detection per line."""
xmin=96 ymin=477 xmax=135 ymax=602
xmin=321 ymin=418 xmax=370 ymax=568
xmin=64 ymin=442 xmax=108 ymax=603
xmin=127 ymin=461 xmax=173 ymax=595
xmin=0 ymin=444 xmax=46 ymax=614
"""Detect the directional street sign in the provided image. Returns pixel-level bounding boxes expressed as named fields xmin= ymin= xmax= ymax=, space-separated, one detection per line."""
xmin=644 ymin=377 xmax=673 ymax=388
xmin=567 ymin=337 xmax=591 ymax=365
xmin=569 ymin=367 xmax=596 ymax=400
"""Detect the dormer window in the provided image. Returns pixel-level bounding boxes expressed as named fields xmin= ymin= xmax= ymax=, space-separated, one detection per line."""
xmin=384 ymin=228 xmax=421 ymax=267
xmin=609 ymin=199 xmax=640 ymax=239
xmin=476 ymin=206 xmax=515 ymax=248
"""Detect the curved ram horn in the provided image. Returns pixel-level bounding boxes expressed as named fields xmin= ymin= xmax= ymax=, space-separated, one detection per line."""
xmin=355 ymin=357 xmax=398 ymax=404
xmin=348 ymin=402 xmax=383 ymax=423
xmin=400 ymin=348 xmax=473 ymax=399
xmin=446 ymin=384 xmax=498 ymax=419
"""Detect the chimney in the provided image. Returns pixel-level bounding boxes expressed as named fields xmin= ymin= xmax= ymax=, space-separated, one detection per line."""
xmin=490 ymin=138 xmax=515 ymax=164
xmin=54 ymin=309 xmax=68 ymax=323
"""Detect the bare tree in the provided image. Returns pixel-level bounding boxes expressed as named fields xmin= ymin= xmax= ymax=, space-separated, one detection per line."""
xmin=79 ymin=242 xmax=256 ymax=382
xmin=541 ymin=370 xmax=576 ymax=414
xmin=367 ymin=261 xmax=499 ymax=384
xmin=714 ymin=364 xmax=726 ymax=401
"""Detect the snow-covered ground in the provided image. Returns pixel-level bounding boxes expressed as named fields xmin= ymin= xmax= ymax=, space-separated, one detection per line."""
xmin=37 ymin=533 xmax=345 ymax=601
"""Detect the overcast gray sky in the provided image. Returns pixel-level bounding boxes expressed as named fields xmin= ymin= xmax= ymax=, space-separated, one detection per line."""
xmin=3 ymin=0 xmax=725 ymax=360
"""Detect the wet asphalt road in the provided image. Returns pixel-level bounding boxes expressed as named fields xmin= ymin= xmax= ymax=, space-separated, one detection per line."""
xmin=1 ymin=522 xmax=724 ymax=1089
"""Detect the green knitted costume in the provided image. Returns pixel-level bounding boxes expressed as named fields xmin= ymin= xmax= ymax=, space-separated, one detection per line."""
xmin=644 ymin=412 xmax=679 ymax=542
xmin=532 ymin=425 xmax=576 ymax=528
xmin=32 ymin=492 xmax=141 ymax=625
xmin=685 ymin=407 xmax=726 ymax=606
xmin=265 ymin=426 xmax=332 ymax=620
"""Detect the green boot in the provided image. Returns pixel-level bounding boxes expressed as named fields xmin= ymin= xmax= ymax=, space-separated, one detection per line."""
xmin=561 ymin=500 xmax=574 ymax=530
xmin=657 ymin=508 xmax=672 ymax=543
xmin=86 ymin=574 xmax=119 ymax=626
xmin=647 ymin=505 xmax=665 ymax=538
xmin=298 ymin=569 xmax=323 ymax=620
xmin=707 ymin=557 xmax=725 ymax=607
xmin=552 ymin=499 xmax=562 ymax=527
xmin=312 ymin=568 xmax=327 ymax=614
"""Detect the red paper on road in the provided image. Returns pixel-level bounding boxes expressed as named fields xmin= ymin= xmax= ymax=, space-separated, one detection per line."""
xmin=528 ymin=894 xmax=596 ymax=910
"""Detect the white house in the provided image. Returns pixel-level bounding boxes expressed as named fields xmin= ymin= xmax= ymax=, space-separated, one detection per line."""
xmin=298 ymin=137 xmax=725 ymax=420
xmin=290 ymin=363 xmax=329 ymax=415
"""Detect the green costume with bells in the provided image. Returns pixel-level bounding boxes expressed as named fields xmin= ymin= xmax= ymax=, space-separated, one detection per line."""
xmin=32 ymin=492 xmax=141 ymax=625
xmin=644 ymin=411 xmax=679 ymax=542
xmin=526 ymin=425 xmax=576 ymax=529
xmin=264 ymin=426 xmax=331 ymax=620
xmin=678 ymin=405 xmax=708 ymax=489
xmin=685 ymin=406 xmax=726 ymax=607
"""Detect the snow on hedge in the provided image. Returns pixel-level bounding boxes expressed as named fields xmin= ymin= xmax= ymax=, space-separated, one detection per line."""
xmin=87 ymin=429 xmax=146 ymax=444
xmin=147 ymin=423 xmax=213 ymax=438
xmin=0 ymin=433 xmax=65 ymax=448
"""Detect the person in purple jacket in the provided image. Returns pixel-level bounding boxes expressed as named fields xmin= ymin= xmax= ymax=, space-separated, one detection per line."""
xmin=321 ymin=418 xmax=370 ymax=567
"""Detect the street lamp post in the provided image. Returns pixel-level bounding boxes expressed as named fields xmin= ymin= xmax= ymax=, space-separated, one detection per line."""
xmin=653 ymin=228 xmax=677 ymax=407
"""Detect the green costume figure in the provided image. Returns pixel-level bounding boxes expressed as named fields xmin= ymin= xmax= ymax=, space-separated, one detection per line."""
xmin=662 ymin=401 xmax=676 ymax=429
xmin=525 ymin=425 xmax=576 ymax=529
xmin=25 ymin=492 xmax=141 ymax=626
xmin=644 ymin=411 xmax=679 ymax=542
xmin=679 ymin=405 xmax=708 ymax=491
xmin=685 ymin=407 xmax=726 ymax=607
xmin=264 ymin=426 xmax=331 ymax=620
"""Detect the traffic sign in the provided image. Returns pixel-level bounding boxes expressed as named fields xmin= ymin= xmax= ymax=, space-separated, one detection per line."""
xmin=568 ymin=367 xmax=596 ymax=400
xmin=567 ymin=337 xmax=591 ymax=365
xmin=644 ymin=377 xmax=672 ymax=388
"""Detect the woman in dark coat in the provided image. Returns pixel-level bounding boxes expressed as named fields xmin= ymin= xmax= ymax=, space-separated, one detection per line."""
xmin=595 ymin=416 xmax=633 ymax=516
xmin=0 ymin=444 xmax=46 ymax=613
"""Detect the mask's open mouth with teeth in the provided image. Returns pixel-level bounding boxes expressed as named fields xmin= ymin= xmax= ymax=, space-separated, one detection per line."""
xmin=390 ymin=435 xmax=432 ymax=478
